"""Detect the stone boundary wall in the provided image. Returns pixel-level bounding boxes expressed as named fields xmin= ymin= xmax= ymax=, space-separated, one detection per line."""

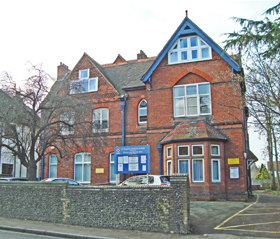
xmin=0 ymin=174 xmax=190 ymax=234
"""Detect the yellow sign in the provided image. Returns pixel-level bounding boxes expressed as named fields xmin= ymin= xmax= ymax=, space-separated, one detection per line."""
xmin=228 ymin=158 xmax=239 ymax=165
xmin=95 ymin=168 xmax=104 ymax=173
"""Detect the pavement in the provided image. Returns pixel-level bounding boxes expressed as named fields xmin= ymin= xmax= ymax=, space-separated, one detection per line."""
xmin=0 ymin=191 xmax=278 ymax=239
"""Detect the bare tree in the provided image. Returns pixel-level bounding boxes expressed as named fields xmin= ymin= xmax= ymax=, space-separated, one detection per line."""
xmin=0 ymin=63 xmax=93 ymax=180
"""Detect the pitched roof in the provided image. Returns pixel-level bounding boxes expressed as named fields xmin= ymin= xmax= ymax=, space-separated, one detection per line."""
xmin=102 ymin=58 xmax=155 ymax=94
xmin=159 ymin=121 xmax=228 ymax=144
xmin=141 ymin=16 xmax=242 ymax=83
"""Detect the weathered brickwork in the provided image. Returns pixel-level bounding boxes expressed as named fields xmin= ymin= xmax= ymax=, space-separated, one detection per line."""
xmin=0 ymin=174 xmax=190 ymax=234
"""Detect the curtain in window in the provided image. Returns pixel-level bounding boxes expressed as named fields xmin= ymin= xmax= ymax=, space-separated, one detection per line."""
xmin=193 ymin=160 xmax=203 ymax=181
xmin=179 ymin=160 xmax=189 ymax=174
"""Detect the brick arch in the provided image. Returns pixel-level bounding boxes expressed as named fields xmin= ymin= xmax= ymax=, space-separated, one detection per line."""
xmin=169 ymin=68 xmax=213 ymax=87
xmin=135 ymin=96 xmax=147 ymax=111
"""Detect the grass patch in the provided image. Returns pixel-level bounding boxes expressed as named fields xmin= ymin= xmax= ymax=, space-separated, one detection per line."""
xmin=264 ymin=189 xmax=280 ymax=195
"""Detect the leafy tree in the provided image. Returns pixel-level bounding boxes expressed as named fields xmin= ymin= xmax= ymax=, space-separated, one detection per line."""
xmin=224 ymin=3 xmax=280 ymax=189
xmin=0 ymin=64 xmax=92 ymax=180
xmin=255 ymin=164 xmax=271 ymax=180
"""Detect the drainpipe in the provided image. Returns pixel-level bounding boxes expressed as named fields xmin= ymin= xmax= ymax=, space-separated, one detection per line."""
xmin=157 ymin=144 xmax=162 ymax=175
xmin=120 ymin=94 xmax=128 ymax=182
xmin=40 ymin=110 xmax=45 ymax=181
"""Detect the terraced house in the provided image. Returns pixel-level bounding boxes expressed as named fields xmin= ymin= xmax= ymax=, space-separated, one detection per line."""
xmin=43 ymin=12 xmax=257 ymax=200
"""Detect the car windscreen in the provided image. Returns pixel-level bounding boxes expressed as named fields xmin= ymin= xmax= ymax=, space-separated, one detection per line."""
xmin=160 ymin=176 xmax=170 ymax=184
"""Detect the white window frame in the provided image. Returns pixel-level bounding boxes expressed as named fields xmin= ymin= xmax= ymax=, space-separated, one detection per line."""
xmin=60 ymin=111 xmax=75 ymax=135
xmin=138 ymin=99 xmax=147 ymax=125
xmin=166 ymin=147 xmax=172 ymax=158
xmin=173 ymin=83 xmax=211 ymax=117
xmin=178 ymin=145 xmax=189 ymax=157
xmin=70 ymin=77 xmax=98 ymax=94
xmin=168 ymin=36 xmax=212 ymax=64
xmin=92 ymin=108 xmax=109 ymax=133
xmin=211 ymin=144 xmax=220 ymax=156
xmin=167 ymin=160 xmax=172 ymax=175
xmin=49 ymin=154 xmax=57 ymax=178
xmin=79 ymin=69 xmax=89 ymax=79
xmin=192 ymin=145 xmax=204 ymax=156
xmin=211 ymin=158 xmax=221 ymax=183
xmin=192 ymin=158 xmax=204 ymax=183
xmin=109 ymin=152 xmax=116 ymax=183
xmin=178 ymin=159 xmax=189 ymax=174
xmin=74 ymin=152 xmax=91 ymax=183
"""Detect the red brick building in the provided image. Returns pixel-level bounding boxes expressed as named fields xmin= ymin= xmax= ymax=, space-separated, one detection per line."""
xmin=43 ymin=14 xmax=255 ymax=200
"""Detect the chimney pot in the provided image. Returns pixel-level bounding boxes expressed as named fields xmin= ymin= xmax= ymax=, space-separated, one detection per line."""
xmin=185 ymin=10 xmax=188 ymax=17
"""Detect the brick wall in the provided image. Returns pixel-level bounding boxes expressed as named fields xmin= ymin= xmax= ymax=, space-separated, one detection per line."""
xmin=0 ymin=174 xmax=190 ymax=234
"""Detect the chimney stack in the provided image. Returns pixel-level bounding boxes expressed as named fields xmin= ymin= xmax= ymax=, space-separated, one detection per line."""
xmin=185 ymin=10 xmax=188 ymax=18
xmin=57 ymin=62 xmax=69 ymax=80
xmin=137 ymin=50 xmax=147 ymax=60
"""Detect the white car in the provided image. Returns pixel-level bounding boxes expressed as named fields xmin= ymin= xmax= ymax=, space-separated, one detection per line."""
xmin=119 ymin=175 xmax=170 ymax=186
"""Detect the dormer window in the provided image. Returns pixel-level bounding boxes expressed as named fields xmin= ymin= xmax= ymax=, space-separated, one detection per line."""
xmin=79 ymin=69 xmax=89 ymax=79
xmin=168 ymin=36 xmax=212 ymax=64
xmin=70 ymin=68 xmax=98 ymax=94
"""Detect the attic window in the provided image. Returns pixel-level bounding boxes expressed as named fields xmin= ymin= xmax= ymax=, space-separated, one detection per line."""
xmin=79 ymin=69 xmax=89 ymax=79
xmin=168 ymin=36 xmax=212 ymax=64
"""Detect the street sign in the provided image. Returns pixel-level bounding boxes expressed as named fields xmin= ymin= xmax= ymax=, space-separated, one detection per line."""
xmin=114 ymin=145 xmax=150 ymax=174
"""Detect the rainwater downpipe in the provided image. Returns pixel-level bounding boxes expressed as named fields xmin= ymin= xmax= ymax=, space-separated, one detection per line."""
xmin=157 ymin=144 xmax=162 ymax=175
xmin=40 ymin=110 xmax=45 ymax=181
xmin=121 ymin=94 xmax=128 ymax=182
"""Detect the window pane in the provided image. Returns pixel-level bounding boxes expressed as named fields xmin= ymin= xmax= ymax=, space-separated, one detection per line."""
xmin=198 ymin=84 xmax=210 ymax=94
xmin=193 ymin=145 xmax=203 ymax=155
xmin=186 ymin=85 xmax=197 ymax=95
xmin=75 ymin=164 xmax=82 ymax=181
xmin=167 ymin=147 xmax=171 ymax=157
xmin=193 ymin=160 xmax=203 ymax=181
xmin=110 ymin=163 xmax=116 ymax=182
xmin=84 ymin=154 xmax=91 ymax=162
xmin=180 ymin=38 xmax=188 ymax=48
xmin=80 ymin=70 xmax=88 ymax=79
xmin=202 ymin=48 xmax=209 ymax=58
xmin=75 ymin=155 xmax=83 ymax=163
xmin=200 ymin=95 xmax=210 ymax=105
xmin=83 ymin=164 xmax=91 ymax=181
xmin=190 ymin=37 xmax=198 ymax=47
xmin=140 ymin=100 xmax=147 ymax=107
xmin=179 ymin=146 xmax=188 ymax=156
xmin=102 ymin=109 xmax=108 ymax=120
xmin=170 ymin=52 xmax=178 ymax=62
xmin=187 ymin=97 xmax=197 ymax=115
xmin=49 ymin=165 xmax=57 ymax=178
xmin=181 ymin=51 xmax=187 ymax=60
xmin=174 ymin=87 xmax=185 ymax=97
xmin=212 ymin=161 xmax=219 ymax=180
xmin=89 ymin=79 xmax=97 ymax=91
xmin=201 ymin=40 xmax=206 ymax=46
xmin=192 ymin=50 xmax=198 ymax=59
xmin=179 ymin=160 xmax=189 ymax=174
xmin=50 ymin=155 xmax=57 ymax=164
xmin=172 ymin=44 xmax=177 ymax=50
xmin=211 ymin=146 xmax=219 ymax=155
xmin=139 ymin=108 xmax=147 ymax=116
xmin=200 ymin=105 xmax=210 ymax=114
xmin=102 ymin=120 xmax=108 ymax=129
xmin=82 ymin=80 xmax=88 ymax=91
xmin=174 ymin=98 xmax=184 ymax=116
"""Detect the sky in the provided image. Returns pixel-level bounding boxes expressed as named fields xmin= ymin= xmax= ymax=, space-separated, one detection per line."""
xmin=0 ymin=0 xmax=278 ymax=167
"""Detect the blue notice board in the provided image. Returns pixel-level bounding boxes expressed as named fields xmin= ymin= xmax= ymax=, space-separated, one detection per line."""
xmin=114 ymin=145 xmax=150 ymax=174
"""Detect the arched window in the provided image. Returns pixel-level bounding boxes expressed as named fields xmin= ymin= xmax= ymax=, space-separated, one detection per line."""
xmin=138 ymin=99 xmax=147 ymax=125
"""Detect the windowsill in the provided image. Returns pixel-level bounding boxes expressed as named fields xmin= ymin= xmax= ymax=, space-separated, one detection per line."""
xmin=168 ymin=57 xmax=212 ymax=65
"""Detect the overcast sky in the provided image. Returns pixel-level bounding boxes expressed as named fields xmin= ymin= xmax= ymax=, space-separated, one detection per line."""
xmin=0 ymin=0 xmax=278 ymax=166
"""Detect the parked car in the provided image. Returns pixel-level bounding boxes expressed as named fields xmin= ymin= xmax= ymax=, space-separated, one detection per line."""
xmin=41 ymin=178 xmax=82 ymax=185
xmin=0 ymin=177 xmax=29 ymax=181
xmin=119 ymin=175 xmax=170 ymax=186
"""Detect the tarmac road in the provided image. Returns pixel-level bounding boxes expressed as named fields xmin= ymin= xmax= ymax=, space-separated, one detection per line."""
xmin=191 ymin=193 xmax=280 ymax=238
